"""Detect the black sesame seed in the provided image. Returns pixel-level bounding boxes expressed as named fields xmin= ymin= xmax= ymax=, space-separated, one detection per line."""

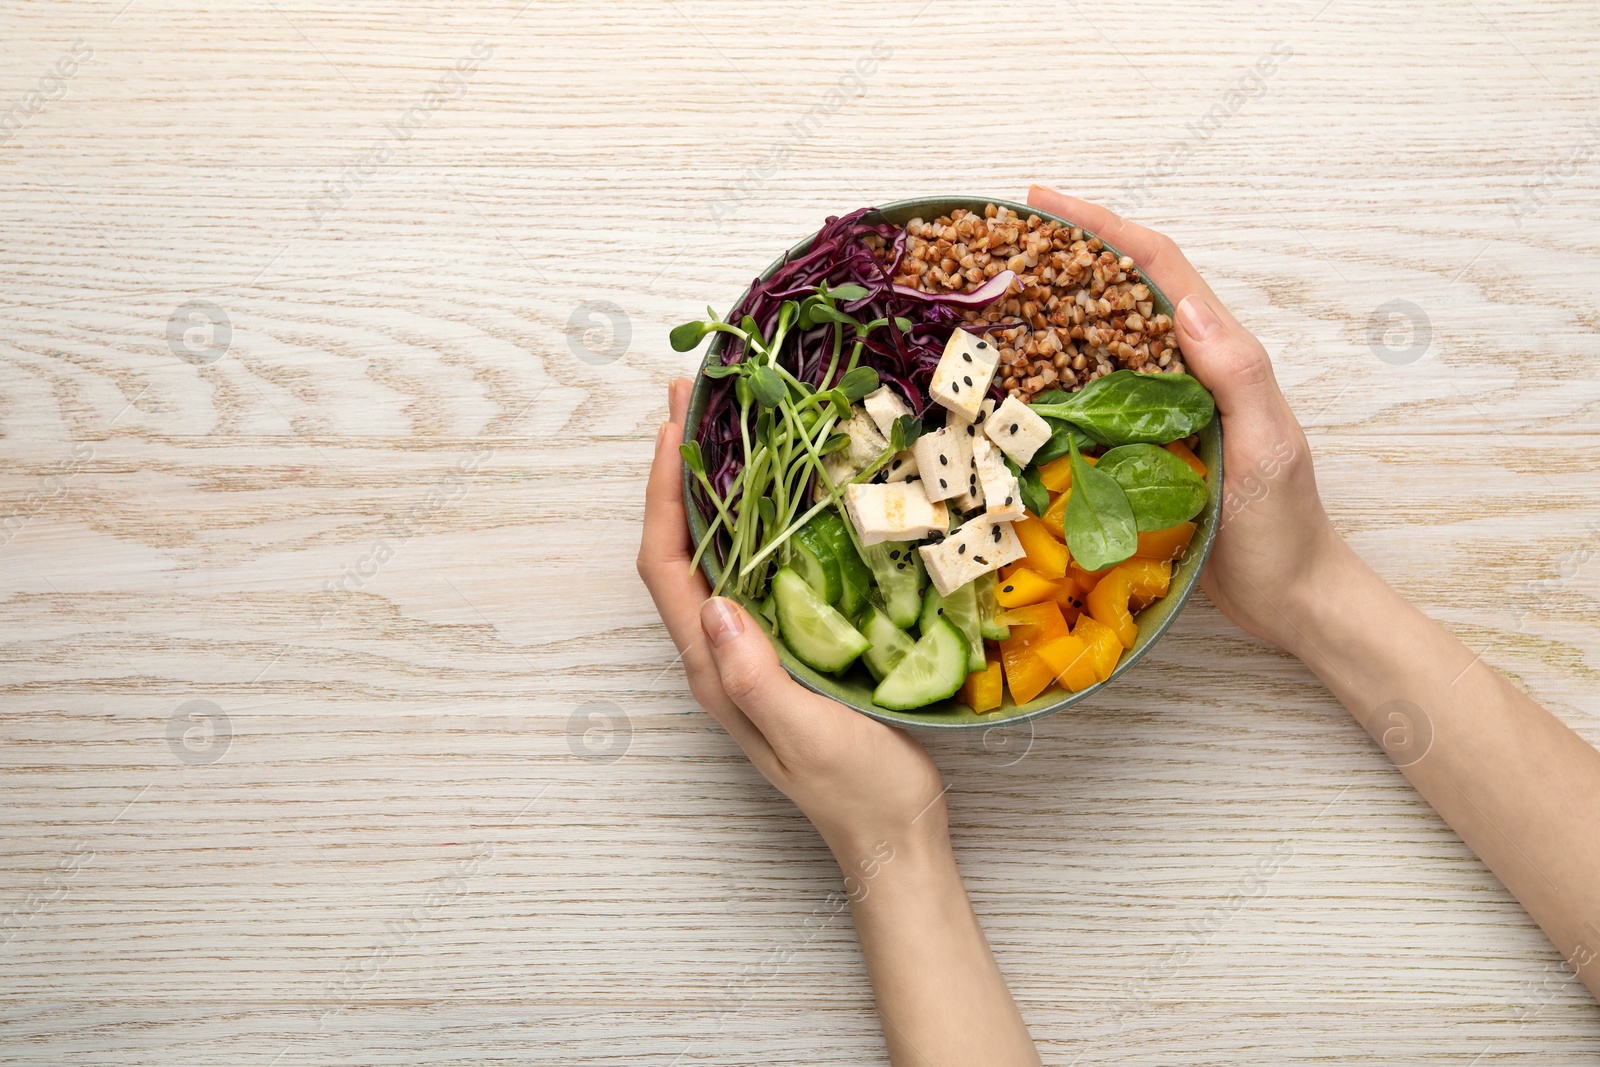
xmin=1005 ymin=495 xmax=1013 ymax=506
xmin=958 ymin=544 xmax=967 ymax=555
xmin=977 ymin=341 xmax=988 ymax=350
xmin=992 ymin=527 xmax=1002 ymax=542
xmin=966 ymin=426 xmax=975 ymax=437
xmin=962 ymin=352 xmax=973 ymax=363
xmin=974 ymin=555 xmax=988 ymax=565
xmin=1009 ymin=423 xmax=1018 ymax=434
xmin=891 ymin=459 xmax=902 ymax=469
xmin=889 ymin=549 xmax=901 ymax=560
xmin=963 ymin=376 xmax=973 ymax=387
xmin=1002 ymin=585 xmax=1014 ymax=594
xmin=939 ymin=455 xmax=948 ymax=466
xmin=951 ymin=382 xmax=960 ymax=393
xmin=938 ymin=478 xmax=947 ymax=488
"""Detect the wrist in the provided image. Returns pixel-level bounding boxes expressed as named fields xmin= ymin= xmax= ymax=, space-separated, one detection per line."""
xmin=822 ymin=817 xmax=955 ymax=899
xmin=1278 ymin=532 xmax=1378 ymax=665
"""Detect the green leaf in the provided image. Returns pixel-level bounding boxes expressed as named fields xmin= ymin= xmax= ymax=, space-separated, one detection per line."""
xmin=820 ymin=432 xmax=851 ymax=455
xmin=1013 ymin=459 xmax=1050 ymax=519
xmin=1095 ymin=444 xmax=1208 ymax=531
xmin=893 ymin=317 xmax=913 ymax=332
xmin=701 ymin=362 xmax=740 ymax=379
xmin=1029 ymin=417 xmax=1098 ymax=466
xmin=748 ymin=366 xmax=786 ymax=410
xmin=1029 ymin=370 xmax=1215 ymax=447
xmin=671 ymin=320 xmax=713 ymax=352
xmin=838 ymin=366 xmax=880 ymax=402
xmin=757 ymin=496 xmax=777 ymax=527
xmin=739 ymin=315 xmax=765 ymax=350
xmin=888 ymin=414 xmax=925 ymax=452
xmin=829 ymin=284 xmax=869 ymax=302
xmin=1061 ymin=438 xmax=1138 ymax=570
xmin=679 ymin=441 xmax=705 ymax=472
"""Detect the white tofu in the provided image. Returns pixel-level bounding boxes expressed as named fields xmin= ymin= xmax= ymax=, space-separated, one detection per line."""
xmin=985 ymin=395 xmax=1054 ymax=466
xmin=971 ymin=436 xmax=1027 ymax=522
xmin=844 ymin=483 xmax=951 ymax=547
xmin=911 ymin=427 xmax=963 ymax=503
xmin=814 ymin=406 xmax=891 ymax=501
xmin=928 ymin=330 xmax=1001 ymax=421
xmin=945 ymin=401 xmax=993 ymax=512
xmin=918 ymin=518 xmax=1027 ymax=596
xmin=883 ymin=449 xmax=919 ymax=483
xmin=862 ymin=385 xmax=913 ymax=439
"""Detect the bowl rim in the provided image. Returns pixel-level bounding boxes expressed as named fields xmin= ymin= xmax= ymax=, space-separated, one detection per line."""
xmin=679 ymin=194 xmax=1222 ymax=731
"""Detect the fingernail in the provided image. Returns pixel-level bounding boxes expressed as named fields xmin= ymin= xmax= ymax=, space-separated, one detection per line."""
xmin=700 ymin=597 xmax=744 ymax=647
xmin=1177 ymin=295 xmax=1220 ymax=341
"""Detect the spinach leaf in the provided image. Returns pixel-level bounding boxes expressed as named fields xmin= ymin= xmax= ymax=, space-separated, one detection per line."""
xmin=1096 ymin=444 xmax=1207 ymax=531
xmin=1061 ymin=438 xmax=1137 ymax=570
xmin=1029 ymin=417 xmax=1097 ymax=466
xmin=1029 ymin=370 xmax=1215 ymax=447
xmin=1007 ymin=456 xmax=1050 ymax=519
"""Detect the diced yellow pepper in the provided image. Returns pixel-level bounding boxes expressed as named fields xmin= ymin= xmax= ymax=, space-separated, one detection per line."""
xmin=1072 ymin=614 xmax=1124 ymax=682
xmin=1037 ymin=451 xmax=1096 ymax=493
xmin=1087 ymin=567 xmax=1139 ymax=649
xmin=959 ymin=655 xmax=1004 ymax=714
xmin=1014 ymin=516 xmax=1068 ymax=579
xmin=995 ymin=567 xmax=1061 ymax=609
xmin=1041 ymin=489 xmax=1070 ymax=541
xmin=1119 ymin=558 xmax=1172 ymax=600
xmin=1135 ymin=521 xmax=1196 ymax=561
xmin=1036 ymin=633 xmax=1099 ymax=693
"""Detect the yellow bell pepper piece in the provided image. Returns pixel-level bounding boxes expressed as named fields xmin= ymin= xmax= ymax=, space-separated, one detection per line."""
xmin=1041 ymin=489 xmax=1070 ymax=541
xmin=1087 ymin=567 xmax=1139 ymax=649
xmin=1013 ymin=516 xmax=1068 ymax=579
xmin=996 ymin=567 xmax=1061 ymax=609
xmin=1037 ymin=451 xmax=1097 ymax=493
xmin=1072 ymin=614 xmax=1124 ymax=683
xmin=1036 ymin=633 xmax=1099 ymax=693
xmin=959 ymin=655 xmax=1004 ymax=714
xmin=1119 ymin=558 xmax=1172 ymax=600
xmin=1135 ymin=521 xmax=1196 ymax=561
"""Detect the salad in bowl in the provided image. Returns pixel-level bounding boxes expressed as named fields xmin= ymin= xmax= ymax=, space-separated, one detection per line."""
xmin=674 ymin=197 xmax=1221 ymax=730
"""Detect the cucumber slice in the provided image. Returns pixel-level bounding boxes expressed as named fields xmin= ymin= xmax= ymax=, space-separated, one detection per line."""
xmin=813 ymin=510 xmax=872 ymax=619
xmin=872 ymin=616 xmax=970 ymax=711
xmin=860 ymin=541 xmax=926 ymax=629
xmin=790 ymin=524 xmax=841 ymax=604
xmin=773 ymin=567 xmax=869 ymax=673
xmin=858 ymin=604 xmax=916 ymax=683
xmin=920 ymin=583 xmax=986 ymax=674
xmin=976 ymin=573 xmax=1010 ymax=641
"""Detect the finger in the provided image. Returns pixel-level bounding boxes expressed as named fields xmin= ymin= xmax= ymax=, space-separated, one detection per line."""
xmin=1026 ymin=186 xmax=1288 ymax=425
xmin=641 ymin=407 xmax=693 ymax=573
xmin=700 ymin=596 xmax=833 ymax=753
xmin=669 ymin=376 xmax=691 ymax=423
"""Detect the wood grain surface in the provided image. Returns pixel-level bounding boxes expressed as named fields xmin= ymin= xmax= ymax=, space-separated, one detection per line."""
xmin=2 ymin=0 xmax=1598 ymax=1063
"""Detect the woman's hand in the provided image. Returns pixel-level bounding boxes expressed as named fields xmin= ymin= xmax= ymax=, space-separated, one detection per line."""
xmin=1026 ymin=186 xmax=1348 ymax=652
xmin=637 ymin=378 xmax=947 ymax=864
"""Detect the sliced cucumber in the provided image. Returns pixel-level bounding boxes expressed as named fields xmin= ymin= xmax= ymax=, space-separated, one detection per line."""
xmin=858 ymin=604 xmax=916 ymax=682
xmin=976 ymin=573 xmax=1011 ymax=641
xmin=861 ymin=541 xmax=925 ymax=629
xmin=790 ymin=524 xmax=841 ymax=604
xmin=813 ymin=510 xmax=872 ymax=619
xmin=919 ymin=583 xmax=986 ymax=673
xmin=872 ymin=616 xmax=970 ymax=711
xmin=772 ymin=567 xmax=869 ymax=673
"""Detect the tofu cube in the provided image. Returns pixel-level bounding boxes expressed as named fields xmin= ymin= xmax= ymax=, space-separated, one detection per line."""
xmin=972 ymin=435 xmax=1026 ymax=522
xmin=861 ymin=385 xmax=914 ymax=439
xmin=985 ymin=395 xmax=1054 ymax=466
xmin=945 ymin=401 xmax=993 ymax=512
xmin=814 ymin=406 xmax=892 ymax=500
xmin=911 ymin=427 xmax=963 ymax=502
xmin=883 ymin=449 xmax=919 ymax=483
xmin=918 ymin=518 xmax=1027 ymax=596
xmin=844 ymin=483 xmax=950 ymax=547
xmin=928 ymin=330 xmax=1001 ymax=421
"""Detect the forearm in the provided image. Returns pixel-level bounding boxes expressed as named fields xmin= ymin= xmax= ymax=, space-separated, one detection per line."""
xmin=1286 ymin=540 xmax=1600 ymax=998
xmin=830 ymin=829 xmax=1042 ymax=1067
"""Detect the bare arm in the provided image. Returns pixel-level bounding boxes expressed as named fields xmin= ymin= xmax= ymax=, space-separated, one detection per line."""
xmin=1027 ymin=185 xmax=1600 ymax=1001
xmin=640 ymin=379 xmax=1041 ymax=1066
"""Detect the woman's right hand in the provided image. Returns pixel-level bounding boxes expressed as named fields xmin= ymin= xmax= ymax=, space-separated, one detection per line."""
xmin=1026 ymin=186 xmax=1350 ymax=653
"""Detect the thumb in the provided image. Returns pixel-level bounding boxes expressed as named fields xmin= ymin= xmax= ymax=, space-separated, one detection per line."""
xmin=700 ymin=596 xmax=812 ymax=742
xmin=1174 ymin=293 xmax=1285 ymax=425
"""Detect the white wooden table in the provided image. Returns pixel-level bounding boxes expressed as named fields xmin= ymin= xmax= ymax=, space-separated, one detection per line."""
xmin=2 ymin=1 xmax=1598 ymax=1062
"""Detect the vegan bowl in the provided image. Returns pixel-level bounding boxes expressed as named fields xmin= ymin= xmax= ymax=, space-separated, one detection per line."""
xmin=676 ymin=196 xmax=1222 ymax=731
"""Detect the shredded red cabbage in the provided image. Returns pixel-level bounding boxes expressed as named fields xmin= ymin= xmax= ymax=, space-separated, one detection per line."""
xmin=695 ymin=207 xmax=1015 ymax=501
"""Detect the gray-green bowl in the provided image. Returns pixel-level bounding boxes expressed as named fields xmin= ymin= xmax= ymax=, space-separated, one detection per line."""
xmin=682 ymin=195 xmax=1221 ymax=732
